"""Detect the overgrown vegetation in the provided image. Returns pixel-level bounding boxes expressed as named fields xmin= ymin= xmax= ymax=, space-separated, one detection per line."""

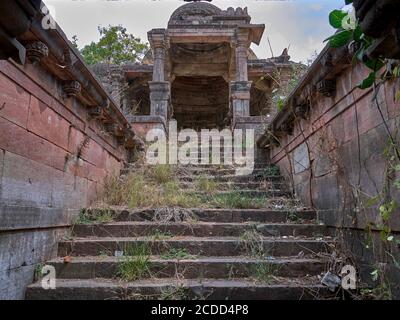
xmin=160 ymin=286 xmax=191 ymax=300
xmin=161 ymin=248 xmax=196 ymax=260
xmin=101 ymin=165 xmax=272 ymax=209
xmin=207 ymin=192 xmax=267 ymax=209
xmin=260 ymin=165 xmax=280 ymax=177
xmin=117 ymin=244 xmax=151 ymax=281
xmin=148 ymin=229 xmax=173 ymax=240
xmin=196 ymin=175 xmax=218 ymax=193
xmin=239 ymin=230 xmax=279 ymax=283
xmin=263 ymin=62 xmax=307 ymax=113
xmin=249 ymin=262 xmax=278 ymax=284
xmin=75 ymin=208 xmax=114 ymax=224
xmin=101 ymin=165 xmax=201 ymax=208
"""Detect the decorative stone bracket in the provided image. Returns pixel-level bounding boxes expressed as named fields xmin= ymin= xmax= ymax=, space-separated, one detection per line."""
xmin=294 ymin=102 xmax=310 ymax=120
xmin=26 ymin=41 xmax=49 ymax=64
xmin=62 ymin=80 xmax=81 ymax=97
xmin=317 ymin=79 xmax=336 ymax=98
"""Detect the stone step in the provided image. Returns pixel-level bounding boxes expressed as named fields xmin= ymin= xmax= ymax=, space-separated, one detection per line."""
xmin=72 ymin=222 xmax=330 ymax=238
xmin=176 ymin=167 xmax=271 ymax=176
xmin=44 ymin=256 xmax=327 ymax=279
xmin=110 ymin=208 xmax=316 ymax=223
xmin=184 ymin=190 xmax=291 ymax=198
xmin=26 ymin=278 xmax=332 ymax=300
xmin=178 ymin=174 xmax=284 ymax=183
xmin=58 ymin=237 xmax=333 ymax=257
xmin=121 ymin=167 xmax=276 ymax=177
xmin=125 ymin=163 xmax=270 ymax=169
xmin=179 ymin=181 xmax=288 ymax=191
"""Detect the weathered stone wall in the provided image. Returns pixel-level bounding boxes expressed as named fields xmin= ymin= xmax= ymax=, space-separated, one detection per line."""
xmin=0 ymin=59 xmax=128 ymax=299
xmin=268 ymin=59 xmax=400 ymax=297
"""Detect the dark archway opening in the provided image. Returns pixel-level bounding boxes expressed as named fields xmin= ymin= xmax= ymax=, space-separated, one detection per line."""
xmin=171 ymin=76 xmax=229 ymax=130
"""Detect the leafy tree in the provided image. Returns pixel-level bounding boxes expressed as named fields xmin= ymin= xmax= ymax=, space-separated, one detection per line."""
xmin=80 ymin=25 xmax=149 ymax=65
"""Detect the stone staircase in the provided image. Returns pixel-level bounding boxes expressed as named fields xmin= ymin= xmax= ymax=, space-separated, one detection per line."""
xmin=26 ymin=164 xmax=336 ymax=300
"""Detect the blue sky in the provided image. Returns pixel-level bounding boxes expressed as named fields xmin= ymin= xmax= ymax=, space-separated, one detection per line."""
xmin=44 ymin=0 xmax=346 ymax=63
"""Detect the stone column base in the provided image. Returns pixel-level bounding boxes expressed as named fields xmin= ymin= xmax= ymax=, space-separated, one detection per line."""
xmin=129 ymin=115 xmax=167 ymax=139
xmin=149 ymin=81 xmax=170 ymax=120
xmin=230 ymin=81 xmax=252 ymax=118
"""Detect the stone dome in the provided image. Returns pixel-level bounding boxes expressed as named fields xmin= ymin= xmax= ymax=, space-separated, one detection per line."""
xmin=168 ymin=2 xmax=222 ymax=25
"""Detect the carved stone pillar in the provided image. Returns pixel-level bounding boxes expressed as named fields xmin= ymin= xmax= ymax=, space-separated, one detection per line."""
xmin=153 ymin=45 xmax=166 ymax=82
xmin=148 ymin=29 xmax=170 ymax=120
xmin=231 ymin=28 xmax=251 ymax=119
xmin=149 ymin=29 xmax=168 ymax=82
xmin=235 ymin=29 xmax=250 ymax=81
xmin=236 ymin=45 xmax=248 ymax=82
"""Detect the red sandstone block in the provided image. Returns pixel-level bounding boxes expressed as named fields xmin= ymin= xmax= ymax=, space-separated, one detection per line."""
xmin=1 ymin=151 xmax=55 ymax=207
xmin=105 ymin=153 xmax=122 ymax=176
xmin=27 ymin=96 xmax=71 ymax=150
xmin=341 ymin=108 xmax=358 ymax=143
xmin=50 ymin=98 xmax=85 ymax=131
xmin=67 ymin=127 xmax=107 ymax=169
xmin=87 ymin=180 xmax=101 ymax=204
xmin=0 ymin=61 xmax=54 ymax=109
xmin=0 ymin=72 xmax=30 ymax=128
xmin=0 ymin=117 xmax=67 ymax=171
xmin=64 ymin=156 xmax=106 ymax=183
xmin=83 ymin=160 xmax=106 ymax=182
xmin=85 ymin=140 xmax=107 ymax=169
xmin=67 ymin=126 xmax=85 ymax=155
xmin=356 ymin=101 xmax=386 ymax=137
xmin=51 ymin=169 xmax=88 ymax=209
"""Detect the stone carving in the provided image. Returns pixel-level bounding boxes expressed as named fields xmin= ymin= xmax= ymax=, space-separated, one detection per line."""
xmin=317 ymin=79 xmax=336 ymax=97
xmin=62 ymin=80 xmax=81 ymax=97
xmin=26 ymin=41 xmax=49 ymax=64
xmin=220 ymin=7 xmax=249 ymax=17
xmin=294 ymin=102 xmax=310 ymax=120
xmin=89 ymin=106 xmax=103 ymax=119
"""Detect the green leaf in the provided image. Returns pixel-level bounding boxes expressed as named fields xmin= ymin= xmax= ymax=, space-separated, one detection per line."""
xmin=365 ymin=196 xmax=379 ymax=208
xmin=329 ymin=10 xmax=348 ymax=29
xmin=364 ymin=59 xmax=385 ymax=71
xmin=345 ymin=0 xmax=353 ymax=4
xmin=353 ymin=25 xmax=363 ymax=42
xmin=358 ymin=72 xmax=376 ymax=89
xmin=328 ymin=30 xmax=352 ymax=48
